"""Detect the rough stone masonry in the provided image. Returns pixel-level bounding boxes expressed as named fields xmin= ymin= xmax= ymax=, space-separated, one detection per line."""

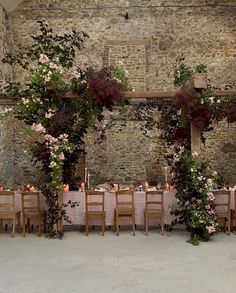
xmin=0 ymin=0 xmax=236 ymax=187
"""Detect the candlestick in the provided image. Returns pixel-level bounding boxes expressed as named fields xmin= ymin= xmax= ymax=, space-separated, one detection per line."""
xmin=87 ymin=174 xmax=90 ymax=190
xmin=85 ymin=168 xmax=88 ymax=183
xmin=164 ymin=166 xmax=168 ymax=183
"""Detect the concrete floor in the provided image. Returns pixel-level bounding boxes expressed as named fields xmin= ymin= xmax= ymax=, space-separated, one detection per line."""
xmin=0 ymin=229 xmax=236 ymax=293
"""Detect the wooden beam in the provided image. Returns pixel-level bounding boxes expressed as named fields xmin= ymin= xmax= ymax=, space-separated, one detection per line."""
xmin=124 ymin=91 xmax=176 ymax=99
xmin=0 ymin=90 xmax=236 ymax=105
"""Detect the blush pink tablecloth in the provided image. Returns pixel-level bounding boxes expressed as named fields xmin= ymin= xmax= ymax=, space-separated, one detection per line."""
xmin=63 ymin=191 xmax=177 ymax=226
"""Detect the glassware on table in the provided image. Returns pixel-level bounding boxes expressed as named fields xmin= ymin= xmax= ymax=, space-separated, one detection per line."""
xmin=156 ymin=182 xmax=161 ymax=190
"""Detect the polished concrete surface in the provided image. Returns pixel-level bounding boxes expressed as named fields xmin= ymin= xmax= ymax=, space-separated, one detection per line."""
xmin=0 ymin=229 xmax=236 ymax=293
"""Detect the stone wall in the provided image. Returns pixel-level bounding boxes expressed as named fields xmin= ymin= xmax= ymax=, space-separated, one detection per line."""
xmin=85 ymin=107 xmax=167 ymax=185
xmin=0 ymin=0 xmax=235 ymax=185
xmin=0 ymin=4 xmax=13 ymax=82
xmin=201 ymin=121 xmax=236 ymax=185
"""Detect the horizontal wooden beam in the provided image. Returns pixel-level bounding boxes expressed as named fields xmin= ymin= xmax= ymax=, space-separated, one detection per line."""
xmin=0 ymin=99 xmax=16 ymax=105
xmin=0 ymin=90 xmax=236 ymax=105
xmin=124 ymin=91 xmax=176 ymax=99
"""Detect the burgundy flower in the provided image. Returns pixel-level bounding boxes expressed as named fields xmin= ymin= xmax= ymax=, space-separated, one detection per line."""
xmin=175 ymin=89 xmax=194 ymax=110
xmin=86 ymin=68 xmax=124 ymax=109
xmin=173 ymin=127 xmax=190 ymax=142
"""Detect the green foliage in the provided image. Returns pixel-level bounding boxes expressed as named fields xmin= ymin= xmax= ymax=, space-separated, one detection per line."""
xmin=174 ymin=57 xmax=193 ymax=87
xmin=195 ymin=63 xmax=208 ymax=73
xmin=112 ymin=67 xmax=133 ymax=91
xmin=174 ymin=57 xmax=208 ymax=87
xmin=2 ymin=20 xmax=89 ymax=69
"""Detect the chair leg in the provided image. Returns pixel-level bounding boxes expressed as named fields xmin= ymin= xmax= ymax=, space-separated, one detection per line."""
xmin=228 ymin=217 xmax=231 ymax=236
xmin=102 ymin=215 xmax=105 ymax=236
xmin=116 ymin=212 xmax=119 ymax=236
xmin=113 ymin=209 xmax=116 ymax=233
xmin=132 ymin=213 xmax=135 ymax=236
xmin=12 ymin=216 xmax=16 ymax=237
xmin=22 ymin=216 xmax=26 ymax=237
xmin=145 ymin=213 xmax=148 ymax=235
xmin=161 ymin=213 xmax=164 ymax=235
xmin=38 ymin=216 xmax=41 ymax=237
xmin=85 ymin=214 xmax=89 ymax=236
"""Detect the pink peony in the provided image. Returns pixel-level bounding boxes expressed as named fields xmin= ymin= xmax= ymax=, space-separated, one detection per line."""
xmin=31 ymin=123 xmax=46 ymax=133
xmin=58 ymin=153 xmax=65 ymax=160
xmin=207 ymin=226 xmax=216 ymax=233
xmin=71 ymin=71 xmax=81 ymax=79
xmin=39 ymin=54 xmax=49 ymax=64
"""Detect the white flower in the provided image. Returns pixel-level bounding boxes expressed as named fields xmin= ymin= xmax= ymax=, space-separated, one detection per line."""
xmin=209 ymin=97 xmax=214 ymax=104
xmin=22 ymin=98 xmax=29 ymax=105
xmin=49 ymin=161 xmax=57 ymax=168
xmin=45 ymin=112 xmax=53 ymax=119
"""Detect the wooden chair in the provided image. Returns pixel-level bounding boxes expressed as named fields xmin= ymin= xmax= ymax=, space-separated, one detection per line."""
xmin=0 ymin=191 xmax=17 ymax=237
xmin=144 ymin=190 xmax=164 ymax=235
xmin=85 ymin=191 xmax=105 ymax=236
xmin=212 ymin=190 xmax=231 ymax=235
xmin=21 ymin=191 xmax=43 ymax=237
xmin=114 ymin=190 xmax=135 ymax=236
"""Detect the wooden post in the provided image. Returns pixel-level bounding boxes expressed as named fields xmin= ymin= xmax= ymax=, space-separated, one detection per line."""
xmin=191 ymin=122 xmax=202 ymax=154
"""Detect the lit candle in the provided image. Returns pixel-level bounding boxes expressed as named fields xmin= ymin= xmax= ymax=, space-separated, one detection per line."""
xmin=63 ymin=184 xmax=69 ymax=192
xmin=164 ymin=166 xmax=168 ymax=183
xmin=29 ymin=186 xmax=36 ymax=192
xmin=81 ymin=182 xmax=85 ymax=192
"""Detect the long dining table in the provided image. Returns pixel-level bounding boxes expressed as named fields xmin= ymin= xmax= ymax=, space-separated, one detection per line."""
xmin=63 ymin=190 xmax=177 ymax=226
xmin=63 ymin=188 xmax=236 ymax=227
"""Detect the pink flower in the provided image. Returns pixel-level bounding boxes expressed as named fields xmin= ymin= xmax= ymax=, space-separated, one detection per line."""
xmin=58 ymin=153 xmax=65 ymax=160
xmin=39 ymin=54 xmax=49 ymax=64
xmin=207 ymin=226 xmax=216 ymax=233
xmin=31 ymin=123 xmax=46 ymax=133
xmin=71 ymin=71 xmax=81 ymax=79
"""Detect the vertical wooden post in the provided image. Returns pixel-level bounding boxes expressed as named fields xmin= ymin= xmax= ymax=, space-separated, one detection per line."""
xmin=191 ymin=122 xmax=202 ymax=154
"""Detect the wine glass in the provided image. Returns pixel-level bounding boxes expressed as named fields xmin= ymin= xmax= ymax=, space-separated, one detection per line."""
xmin=156 ymin=182 xmax=161 ymax=190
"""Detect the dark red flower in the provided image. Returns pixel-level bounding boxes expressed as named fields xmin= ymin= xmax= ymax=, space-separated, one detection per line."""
xmin=86 ymin=68 xmax=124 ymax=109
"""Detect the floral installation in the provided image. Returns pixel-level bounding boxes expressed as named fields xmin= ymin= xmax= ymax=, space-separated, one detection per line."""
xmin=0 ymin=21 xmax=131 ymax=238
